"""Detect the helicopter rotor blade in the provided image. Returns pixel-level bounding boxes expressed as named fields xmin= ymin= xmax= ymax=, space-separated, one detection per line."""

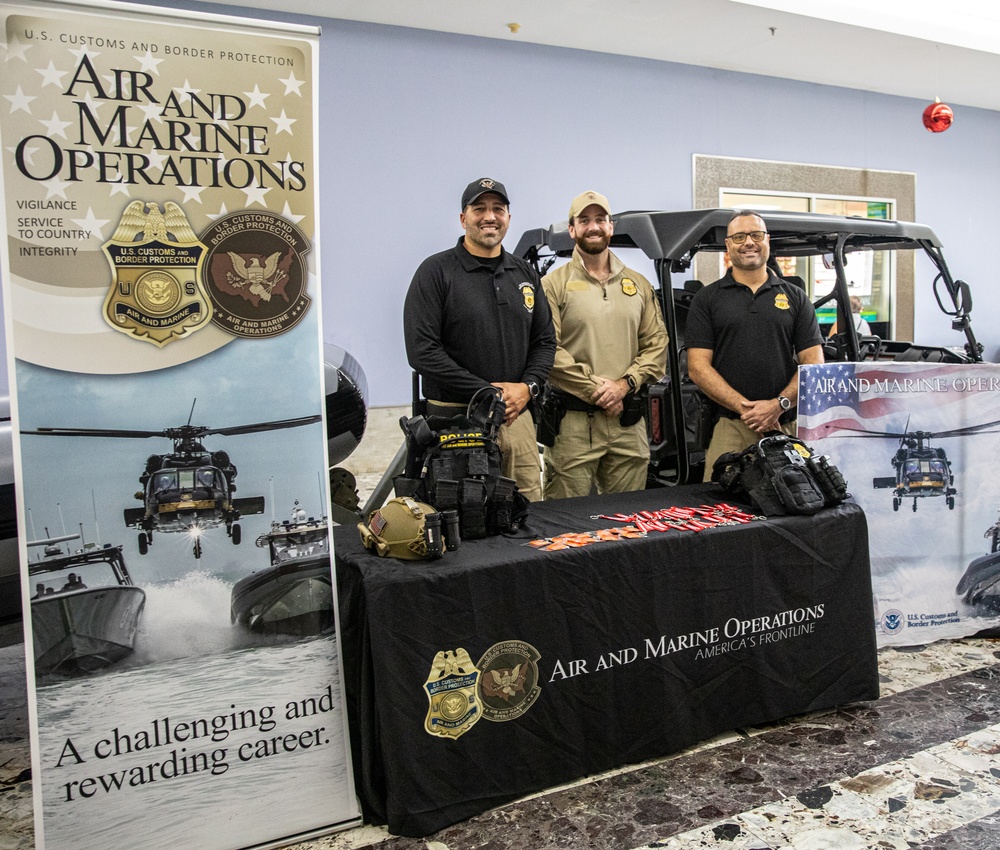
xmin=926 ymin=417 xmax=1000 ymax=439
xmin=205 ymin=414 xmax=322 ymax=437
xmin=23 ymin=427 xmax=168 ymax=439
xmin=24 ymin=413 xmax=322 ymax=440
xmin=821 ymin=427 xmax=907 ymax=439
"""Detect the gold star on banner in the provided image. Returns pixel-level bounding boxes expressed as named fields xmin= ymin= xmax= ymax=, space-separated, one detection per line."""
xmin=4 ymin=85 xmax=36 ymax=115
xmin=71 ymin=207 xmax=111 ymax=240
xmin=39 ymin=111 xmax=72 ymax=139
xmin=2 ymin=32 xmax=32 ymax=62
xmin=278 ymin=70 xmax=304 ymax=96
xmin=36 ymin=60 xmax=68 ymax=88
xmin=243 ymin=84 xmax=269 ymax=109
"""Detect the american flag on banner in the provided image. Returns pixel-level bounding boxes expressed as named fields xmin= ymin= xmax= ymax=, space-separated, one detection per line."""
xmin=797 ymin=363 xmax=968 ymax=441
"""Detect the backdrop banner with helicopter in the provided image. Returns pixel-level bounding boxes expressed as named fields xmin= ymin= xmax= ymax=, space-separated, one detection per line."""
xmin=0 ymin=1 xmax=362 ymax=848
xmin=798 ymin=362 xmax=1000 ymax=648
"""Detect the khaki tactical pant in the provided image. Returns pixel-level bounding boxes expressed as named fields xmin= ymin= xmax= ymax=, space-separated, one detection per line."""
xmin=498 ymin=410 xmax=543 ymax=502
xmin=544 ymin=410 xmax=649 ymax=500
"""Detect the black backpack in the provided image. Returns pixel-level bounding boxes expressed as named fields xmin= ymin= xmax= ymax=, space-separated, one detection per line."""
xmin=712 ymin=433 xmax=848 ymax=516
xmin=393 ymin=392 xmax=528 ymax=538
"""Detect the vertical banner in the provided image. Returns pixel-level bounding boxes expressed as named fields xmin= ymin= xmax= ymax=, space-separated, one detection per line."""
xmin=799 ymin=363 xmax=1000 ymax=647
xmin=0 ymin=2 xmax=361 ymax=848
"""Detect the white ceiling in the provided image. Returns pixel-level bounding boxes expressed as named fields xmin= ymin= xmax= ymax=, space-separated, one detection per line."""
xmin=208 ymin=0 xmax=1000 ymax=111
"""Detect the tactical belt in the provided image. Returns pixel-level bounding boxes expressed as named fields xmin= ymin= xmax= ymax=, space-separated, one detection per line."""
xmin=555 ymin=389 xmax=599 ymax=413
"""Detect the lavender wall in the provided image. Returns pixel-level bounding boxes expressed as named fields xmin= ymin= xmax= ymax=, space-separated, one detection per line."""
xmin=48 ymin=6 xmax=1000 ymax=403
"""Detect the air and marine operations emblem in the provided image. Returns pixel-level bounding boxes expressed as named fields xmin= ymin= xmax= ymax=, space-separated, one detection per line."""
xmin=102 ymin=201 xmax=211 ymax=347
xmin=519 ymin=282 xmax=535 ymax=312
xmin=774 ymin=292 xmax=791 ymax=310
xmin=424 ymin=648 xmax=482 ymax=739
xmin=202 ymin=211 xmax=312 ymax=339
xmin=476 ymin=640 xmax=541 ymax=722
xmin=621 ymin=277 xmax=638 ymax=296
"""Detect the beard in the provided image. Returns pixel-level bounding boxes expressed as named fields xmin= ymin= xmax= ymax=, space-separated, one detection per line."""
xmin=576 ymin=232 xmax=610 ymax=255
xmin=729 ymin=246 xmax=768 ymax=272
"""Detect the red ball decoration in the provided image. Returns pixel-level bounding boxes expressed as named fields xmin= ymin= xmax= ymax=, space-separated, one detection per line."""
xmin=922 ymin=100 xmax=954 ymax=133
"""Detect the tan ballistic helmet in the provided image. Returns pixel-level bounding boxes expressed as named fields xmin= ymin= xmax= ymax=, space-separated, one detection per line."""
xmin=358 ymin=497 xmax=440 ymax=560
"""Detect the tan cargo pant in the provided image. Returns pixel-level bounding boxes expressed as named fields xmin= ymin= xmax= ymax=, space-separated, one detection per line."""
xmin=544 ymin=410 xmax=649 ymax=500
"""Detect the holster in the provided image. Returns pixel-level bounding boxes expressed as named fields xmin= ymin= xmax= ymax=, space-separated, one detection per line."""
xmin=619 ymin=388 xmax=646 ymax=428
xmin=535 ymin=388 xmax=567 ymax=448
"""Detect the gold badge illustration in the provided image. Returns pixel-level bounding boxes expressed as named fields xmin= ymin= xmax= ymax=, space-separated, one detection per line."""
xmin=477 ymin=640 xmax=541 ymax=722
xmin=424 ymin=648 xmax=482 ymax=739
xmin=519 ymin=282 xmax=535 ymax=312
xmin=202 ymin=212 xmax=312 ymax=338
xmin=102 ymin=200 xmax=211 ymax=347
xmin=621 ymin=278 xmax=638 ymax=296
xmin=774 ymin=292 xmax=791 ymax=310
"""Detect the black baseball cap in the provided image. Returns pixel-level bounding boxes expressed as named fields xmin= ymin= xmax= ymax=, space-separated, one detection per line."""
xmin=461 ymin=178 xmax=510 ymax=209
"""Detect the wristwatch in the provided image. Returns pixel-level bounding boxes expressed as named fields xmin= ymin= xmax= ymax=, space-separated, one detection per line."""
xmin=625 ymin=375 xmax=638 ymax=393
xmin=777 ymin=395 xmax=792 ymax=412
xmin=526 ymin=380 xmax=540 ymax=399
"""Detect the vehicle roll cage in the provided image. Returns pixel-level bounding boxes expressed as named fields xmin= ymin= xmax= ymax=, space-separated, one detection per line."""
xmin=514 ymin=208 xmax=983 ymax=486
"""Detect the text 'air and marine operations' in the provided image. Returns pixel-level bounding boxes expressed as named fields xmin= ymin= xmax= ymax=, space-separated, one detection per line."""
xmin=11 ymin=54 xmax=306 ymax=192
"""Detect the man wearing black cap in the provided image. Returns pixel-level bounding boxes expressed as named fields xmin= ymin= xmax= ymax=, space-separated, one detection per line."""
xmin=403 ymin=178 xmax=556 ymax=501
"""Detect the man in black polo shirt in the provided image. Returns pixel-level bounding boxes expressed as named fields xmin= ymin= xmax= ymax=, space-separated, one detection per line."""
xmin=686 ymin=209 xmax=824 ymax=481
xmin=403 ymin=178 xmax=556 ymax=501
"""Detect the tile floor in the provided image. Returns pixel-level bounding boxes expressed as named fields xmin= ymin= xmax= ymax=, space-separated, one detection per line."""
xmin=3 ymin=408 xmax=1000 ymax=849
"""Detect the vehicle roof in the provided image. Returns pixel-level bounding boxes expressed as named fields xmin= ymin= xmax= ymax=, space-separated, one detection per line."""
xmin=513 ymin=208 xmax=943 ymax=270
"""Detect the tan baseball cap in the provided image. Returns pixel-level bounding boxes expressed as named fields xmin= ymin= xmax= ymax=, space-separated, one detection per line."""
xmin=569 ymin=190 xmax=611 ymax=221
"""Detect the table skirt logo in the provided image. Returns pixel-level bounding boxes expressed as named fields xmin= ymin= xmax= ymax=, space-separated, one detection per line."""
xmin=102 ymin=200 xmax=211 ymax=347
xmin=476 ymin=640 xmax=541 ymax=723
xmin=423 ymin=648 xmax=481 ymax=739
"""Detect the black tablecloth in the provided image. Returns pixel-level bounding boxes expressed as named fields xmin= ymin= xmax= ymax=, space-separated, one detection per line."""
xmin=334 ymin=484 xmax=879 ymax=836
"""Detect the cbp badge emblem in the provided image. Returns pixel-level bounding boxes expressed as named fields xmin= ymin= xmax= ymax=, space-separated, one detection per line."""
xmin=621 ymin=278 xmax=638 ymax=296
xmin=423 ymin=648 xmax=482 ymax=739
xmin=774 ymin=292 xmax=791 ymax=310
xmin=202 ymin=211 xmax=312 ymax=339
xmin=102 ymin=200 xmax=211 ymax=347
xmin=477 ymin=640 xmax=541 ymax=722
xmin=519 ymin=282 xmax=535 ymax=312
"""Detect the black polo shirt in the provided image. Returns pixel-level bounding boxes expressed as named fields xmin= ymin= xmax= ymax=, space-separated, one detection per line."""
xmin=403 ymin=238 xmax=556 ymax=404
xmin=685 ymin=270 xmax=823 ymax=401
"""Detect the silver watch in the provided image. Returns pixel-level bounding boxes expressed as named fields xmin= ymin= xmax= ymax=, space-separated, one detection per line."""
xmin=777 ymin=395 xmax=792 ymax=412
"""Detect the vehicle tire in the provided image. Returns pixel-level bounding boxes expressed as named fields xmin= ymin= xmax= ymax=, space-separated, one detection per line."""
xmin=947 ymin=497 xmax=955 ymax=510
xmin=912 ymin=500 xmax=918 ymax=512
xmin=232 ymin=523 xmax=241 ymax=545
xmin=194 ymin=539 xmax=202 ymax=559
xmin=893 ymin=498 xmax=900 ymax=512
xmin=138 ymin=533 xmax=148 ymax=555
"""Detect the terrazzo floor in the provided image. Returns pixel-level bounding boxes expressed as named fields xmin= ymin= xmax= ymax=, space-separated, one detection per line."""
xmin=3 ymin=630 xmax=1000 ymax=849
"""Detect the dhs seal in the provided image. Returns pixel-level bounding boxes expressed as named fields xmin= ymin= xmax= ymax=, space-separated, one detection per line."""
xmin=880 ymin=609 xmax=904 ymax=635
xmin=476 ymin=640 xmax=541 ymax=722
xmin=423 ymin=648 xmax=481 ymax=739
xmin=201 ymin=212 xmax=311 ymax=339
xmin=102 ymin=200 xmax=211 ymax=347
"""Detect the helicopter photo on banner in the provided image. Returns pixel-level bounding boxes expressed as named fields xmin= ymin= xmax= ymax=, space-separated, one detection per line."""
xmin=0 ymin=1 xmax=361 ymax=848
xmin=798 ymin=362 xmax=1000 ymax=647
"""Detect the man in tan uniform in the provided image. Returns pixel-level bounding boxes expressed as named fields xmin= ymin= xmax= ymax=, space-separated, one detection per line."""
xmin=541 ymin=191 xmax=668 ymax=499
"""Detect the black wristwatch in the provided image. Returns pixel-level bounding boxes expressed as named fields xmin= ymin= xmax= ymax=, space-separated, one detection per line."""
xmin=777 ymin=395 xmax=792 ymax=412
xmin=526 ymin=380 xmax=540 ymax=399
